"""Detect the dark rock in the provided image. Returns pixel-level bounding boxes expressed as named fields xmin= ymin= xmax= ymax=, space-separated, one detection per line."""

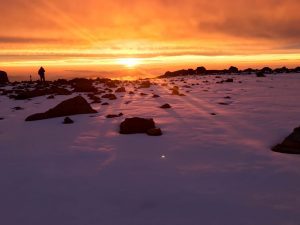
xmin=102 ymin=94 xmax=117 ymax=100
xmin=47 ymin=95 xmax=55 ymax=99
xmin=25 ymin=96 xmax=97 ymax=121
xmin=120 ymin=117 xmax=156 ymax=134
xmin=12 ymin=107 xmax=24 ymax=110
xmin=101 ymin=102 xmax=109 ymax=106
xmin=225 ymin=78 xmax=234 ymax=83
xmin=0 ymin=117 xmax=4 ymax=120
xmin=87 ymin=94 xmax=101 ymax=103
xmin=218 ymin=102 xmax=230 ymax=105
xmin=13 ymin=87 xmax=71 ymax=100
xmin=63 ymin=117 xmax=74 ymax=124
xmin=139 ymin=81 xmax=151 ymax=88
xmin=0 ymin=71 xmax=9 ymax=84
xmin=106 ymin=113 xmax=123 ymax=119
xmin=115 ymin=87 xmax=126 ymax=93
xmin=160 ymin=104 xmax=172 ymax=109
xmin=272 ymin=127 xmax=300 ymax=154
xmin=211 ymin=113 xmax=217 ymax=116
xmin=152 ymin=94 xmax=160 ymax=98
xmin=129 ymin=91 xmax=135 ymax=95
xmin=228 ymin=66 xmax=239 ymax=73
xmin=70 ymin=78 xmax=97 ymax=92
xmin=256 ymin=71 xmax=266 ymax=77
xmin=140 ymin=93 xmax=148 ymax=96
xmin=172 ymin=88 xmax=180 ymax=95
xmin=147 ymin=128 xmax=163 ymax=136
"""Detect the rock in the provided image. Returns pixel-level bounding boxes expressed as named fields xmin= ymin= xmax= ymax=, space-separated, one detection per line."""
xmin=120 ymin=117 xmax=156 ymax=134
xmin=47 ymin=95 xmax=55 ymax=99
xmin=256 ymin=72 xmax=266 ymax=77
xmin=101 ymin=102 xmax=109 ymax=106
xmin=25 ymin=96 xmax=97 ymax=121
xmin=13 ymin=87 xmax=71 ymax=100
xmin=272 ymin=127 xmax=300 ymax=154
xmin=160 ymin=104 xmax=172 ymax=109
xmin=87 ymin=94 xmax=101 ymax=103
xmin=129 ymin=91 xmax=135 ymax=95
xmin=63 ymin=117 xmax=74 ymax=124
xmin=12 ymin=107 xmax=24 ymax=110
xmin=211 ymin=113 xmax=217 ymax=116
xmin=115 ymin=87 xmax=126 ymax=93
xmin=0 ymin=71 xmax=9 ymax=84
xmin=70 ymin=78 xmax=97 ymax=92
xmin=171 ymin=86 xmax=180 ymax=95
xmin=218 ymin=102 xmax=231 ymax=105
xmin=139 ymin=81 xmax=151 ymax=88
xmin=152 ymin=94 xmax=160 ymax=98
xmin=102 ymin=94 xmax=117 ymax=100
xmin=225 ymin=78 xmax=234 ymax=83
xmin=147 ymin=128 xmax=163 ymax=136
xmin=106 ymin=113 xmax=123 ymax=119
xmin=140 ymin=93 xmax=148 ymax=96
xmin=0 ymin=117 xmax=4 ymax=120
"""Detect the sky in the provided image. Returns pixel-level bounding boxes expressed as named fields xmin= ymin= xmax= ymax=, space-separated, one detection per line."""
xmin=1 ymin=0 xmax=300 ymax=79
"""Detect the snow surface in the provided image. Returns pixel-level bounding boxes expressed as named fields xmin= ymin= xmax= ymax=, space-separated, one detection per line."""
xmin=0 ymin=74 xmax=300 ymax=225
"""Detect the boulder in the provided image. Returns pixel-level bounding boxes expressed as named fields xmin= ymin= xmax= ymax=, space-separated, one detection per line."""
xmin=63 ymin=117 xmax=74 ymax=124
xmin=256 ymin=72 xmax=266 ymax=77
xmin=25 ymin=96 xmax=97 ymax=121
xmin=272 ymin=127 xmax=300 ymax=154
xmin=115 ymin=87 xmax=126 ymax=93
xmin=160 ymin=104 xmax=172 ymax=109
xmin=0 ymin=71 xmax=9 ymax=84
xmin=102 ymin=94 xmax=117 ymax=100
xmin=147 ymin=128 xmax=163 ymax=136
xmin=106 ymin=113 xmax=123 ymax=119
xmin=139 ymin=81 xmax=151 ymax=88
xmin=120 ymin=117 xmax=156 ymax=134
xmin=70 ymin=78 xmax=97 ymax=92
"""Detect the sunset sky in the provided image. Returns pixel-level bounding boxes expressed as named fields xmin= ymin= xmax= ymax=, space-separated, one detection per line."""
xmin=1 ymin=0 xmax=300 ymax=79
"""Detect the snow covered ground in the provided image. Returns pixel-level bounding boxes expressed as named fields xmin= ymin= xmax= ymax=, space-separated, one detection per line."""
xmin=0 ymin=74 xmax=300 ymax=225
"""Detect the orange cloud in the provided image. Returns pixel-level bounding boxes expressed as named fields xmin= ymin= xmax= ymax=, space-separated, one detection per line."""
xmin=0 ymin=0 xmax=300 ymax=77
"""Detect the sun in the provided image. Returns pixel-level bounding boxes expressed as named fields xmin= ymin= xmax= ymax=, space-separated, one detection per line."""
xmin=117 ymin=58 xmax=141 ymax=68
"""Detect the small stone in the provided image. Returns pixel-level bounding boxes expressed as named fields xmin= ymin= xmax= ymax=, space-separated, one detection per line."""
xmin=160 ymin=104 xmax=172 ymax=109
xmin=63 ymin=117 xmax=74 ymax=124
xmin=147 ymin=128 xmax=163 ymax=136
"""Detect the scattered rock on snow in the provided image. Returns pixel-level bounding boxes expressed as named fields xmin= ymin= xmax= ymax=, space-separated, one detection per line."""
xmin=160 ymin=103 xmax=172 ymax=109
xmin=120 ymin=117 xmax=161 ymax=135
xmin=0 ymin=71 xmax=9 ymax=84
xmin=115 ymin=87 xmax=126 ymax=93
xmin=12 ymin=106 xmax=24 ymax=110
xmin=272 ymin=127 xmax=300 ymax=154
xmin=63 ymin=117 xmax=74 ymax=124
xmin=147 ymin=128 xmax=163 ymax=136
xmin=25 ymin=96 xmax=97 ymax=121
xmin=106 ymin=113 xmax=123 ymax=119
xmin=102 ymin=94 xmax=117 ymax=100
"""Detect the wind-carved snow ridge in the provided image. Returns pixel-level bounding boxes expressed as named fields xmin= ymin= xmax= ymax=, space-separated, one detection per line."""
xmin=0 ymin=74 xmax=300 ymax=225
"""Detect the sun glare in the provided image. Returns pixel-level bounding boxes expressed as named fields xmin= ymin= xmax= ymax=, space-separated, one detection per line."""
xmin=117 ymin=58 xmax=141 ymax=68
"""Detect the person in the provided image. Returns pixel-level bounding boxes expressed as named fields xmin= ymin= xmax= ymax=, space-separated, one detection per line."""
xmin=38 ymin=67 xmax=46 ymax=82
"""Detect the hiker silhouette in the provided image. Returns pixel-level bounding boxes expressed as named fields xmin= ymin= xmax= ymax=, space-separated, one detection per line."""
xmin=38 ymin=67 xmax=46 ymax=82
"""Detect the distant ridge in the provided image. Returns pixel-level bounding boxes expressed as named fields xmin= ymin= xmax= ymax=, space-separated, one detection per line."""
xmin=158 ymin=66 xmax=300 ymax=78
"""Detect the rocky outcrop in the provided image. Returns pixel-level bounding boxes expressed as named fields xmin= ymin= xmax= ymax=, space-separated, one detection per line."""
xmin=25 ymin=96 xmax=97 ymax=121
xmin=160 ymin=104 xmax=172 ymax=109
xmin=272 ymin=127 xmax=300 ymax=154
xmin=0 ymin=71 xmax=9 ymax=84
xmin=120 ymin=117 xmax=159 ymax=135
